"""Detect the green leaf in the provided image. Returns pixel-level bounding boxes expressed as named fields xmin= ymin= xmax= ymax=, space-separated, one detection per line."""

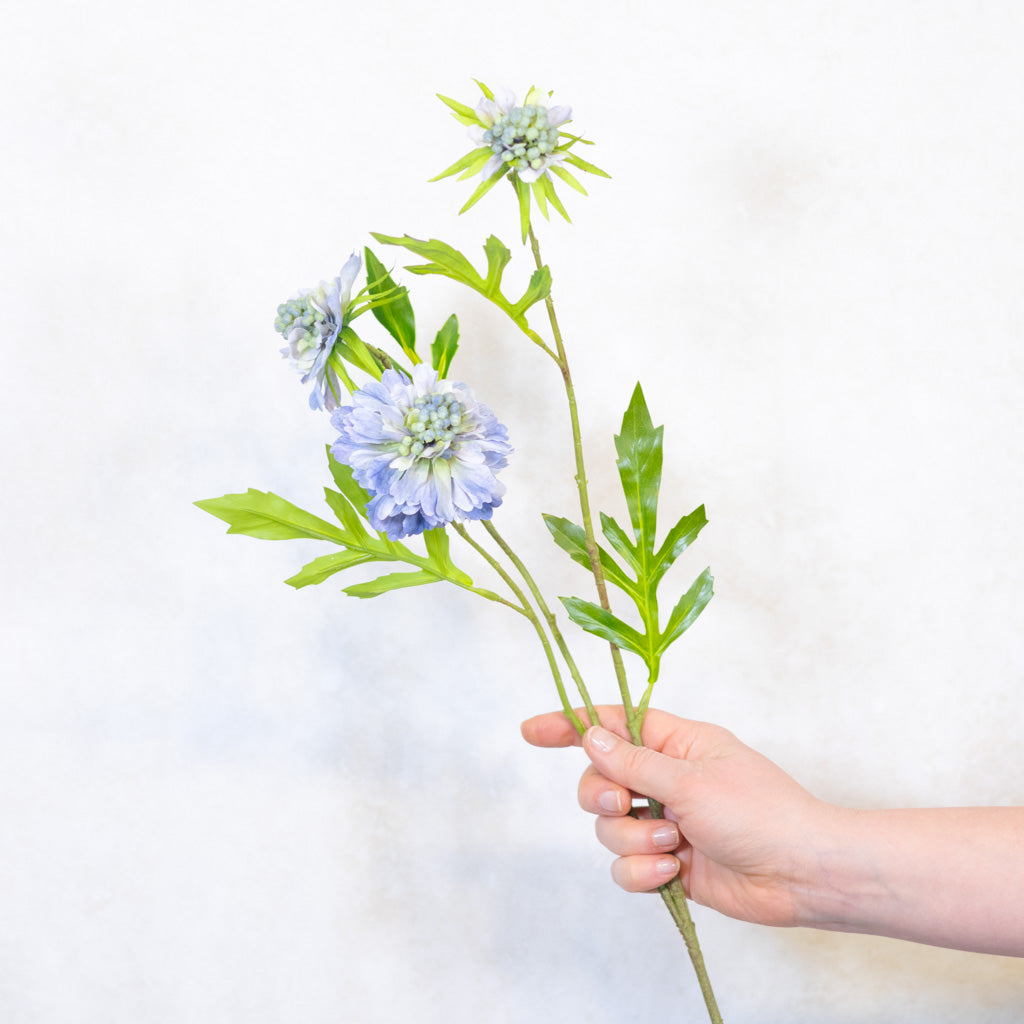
xmin=513 ymin=173 xmax=531 ymax=243
xmin=473 ymin=79 xmax=494 ymax=100
xmin=372 ymin=233 xmax=550 ymax=337
xmin=431 ymin=314 xmax=460 ymax=376
xmin=482 ymin=235 xmax=512 ymax=294
xmin=326 ymin=449 xmax=371 ymax=520
xmin=429 ymin=146 xmax=493 ymax=182
xmin=560 ymin=597 xmax=647 ymax=658
xmin=615 ymin=383 xmax=664 ymax=559
xmin=549 ymin=164 xmax=588 ymax=195
xmin=285 ymin=550 xmax=375 ymax=589
xmin=563 ymin=151 xmax=612 ymax=178
xmin=343 ymin=570 xmax=442 ymax=599
xmin=323 ymin=488 xmax=371 ymax=541
xmin=508 ymin=265 xmax=551 ymax=319
xmin=195 ymin=491 xmax=348 ymax=544
xmin=657 ymin=568 xmax=714 ymax=654
xmin=334 ymin=325 xmax=385 ymax=379
xmin=652 ymin=506 xmax=708 ymax=585
xmin=459 ymin=169 xmax=507 ymax=214
xmin=423 ymin=527 xmax=473 ymax=587
xmin=543 ymin=514 xmax=638 ymax=598
xmin=364 ymin=247 xmax=416 ymax=357
xmin=598 ymin=511 xmax=639 ymax=572
xmin=436 ymin=93 xmax=479 ymax=125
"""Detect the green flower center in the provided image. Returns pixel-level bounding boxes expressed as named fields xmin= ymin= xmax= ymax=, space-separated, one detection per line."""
xmin=398 ymin=392 xmax=468 ymax=459
xmin=482 ymin=104 xmax=560 ymax=174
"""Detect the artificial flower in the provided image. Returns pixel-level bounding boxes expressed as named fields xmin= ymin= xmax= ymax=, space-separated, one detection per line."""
xmin=330 ymin=364 xmax=512 ymax=539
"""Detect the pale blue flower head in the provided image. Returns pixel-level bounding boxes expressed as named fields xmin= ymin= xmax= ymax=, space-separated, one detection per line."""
xmin=474 ymin=87 xmax=573 ymax=183
xmin=275 ymin=252 xmax=361 ymax=411
xmin=330 ymin=364 xmax=513 ymax=540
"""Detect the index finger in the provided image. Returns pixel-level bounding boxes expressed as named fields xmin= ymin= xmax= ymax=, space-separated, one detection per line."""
xmin=521 ymin=705 xmax=725 ymax=758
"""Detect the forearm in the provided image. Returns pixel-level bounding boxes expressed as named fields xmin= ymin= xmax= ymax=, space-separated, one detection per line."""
xmin=797 ymin=804 xmax=1024 ymax=956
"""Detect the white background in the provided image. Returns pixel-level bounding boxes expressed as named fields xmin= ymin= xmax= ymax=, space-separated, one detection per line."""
xmin=2 ymin=1 xmax=1023 ymax=1021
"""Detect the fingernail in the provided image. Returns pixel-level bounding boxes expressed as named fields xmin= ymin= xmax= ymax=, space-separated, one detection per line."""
xmin=586 ymin=726 xmax=617 ymax=754
xmin=598 ymin=790 xmax=624 ymax=813
xmin=652 ymin=824 xmax=678 ymax=848
xmin=656 ymin=856 xmax=679 ymax=876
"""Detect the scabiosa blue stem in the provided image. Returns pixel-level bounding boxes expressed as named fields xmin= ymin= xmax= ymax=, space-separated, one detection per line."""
xmin=276 ymin=252 xmax=361 ymax=411
xmin=331 ymin=364 xmax=512 ymax=540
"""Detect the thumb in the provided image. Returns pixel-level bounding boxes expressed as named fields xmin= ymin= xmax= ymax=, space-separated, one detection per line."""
xmin=583 ymin=725 xmax=690 ymax=810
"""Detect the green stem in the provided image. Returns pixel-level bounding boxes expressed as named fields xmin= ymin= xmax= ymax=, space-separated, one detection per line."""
xmin=452 ymin=523 xmax=586 ymax=735
xmin=481 ymin=520 xmax=600 ymax=728
xmin=524 ymin=223 xmax=639 ymax=738
xmin=647 ymin=795 xmax=724 ymax=1024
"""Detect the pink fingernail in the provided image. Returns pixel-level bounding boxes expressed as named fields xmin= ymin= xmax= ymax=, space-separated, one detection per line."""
xmin=586 ymin=726 xmax=616 ymax=753
xmin=598 ymin=790 xmax=624 ymax=813
xmin=656 ymin=857 xmax=679 ymax=876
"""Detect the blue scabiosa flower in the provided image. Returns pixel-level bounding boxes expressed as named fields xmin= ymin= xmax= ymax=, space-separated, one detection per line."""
xmin=275 ymin=252 xmax=361 ymax=412
xmin=432 ymin=81 xmax=609 ymax=237
xmin=330 ymin=364 xmax=512 ymax=540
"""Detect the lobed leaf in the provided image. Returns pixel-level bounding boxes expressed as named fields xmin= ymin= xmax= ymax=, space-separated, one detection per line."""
xmin=195 ymin=490 xmax=347 ymax=544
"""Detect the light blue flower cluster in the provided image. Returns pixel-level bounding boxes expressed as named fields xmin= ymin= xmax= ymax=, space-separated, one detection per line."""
xmin=331 ymin=364 xmax=512 ymax=539
xmin=476 ymin=88 xmax=572 ymax=183
xmin=482 ymin=104 xmax=561 ymax=178
xmin=276 ymin=252 xmax=361 ymax=412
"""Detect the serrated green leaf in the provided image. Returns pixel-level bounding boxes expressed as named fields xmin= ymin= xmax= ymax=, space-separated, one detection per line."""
xmin=344 ymin=570 xmax=442 ymax=599
xmin=657 ymin=568 xmax=714 ymax=654
xmin=195 ymin=491 xmax=347 ymax=543
xmin=431 ymin=314 xmax=459 ymax=376
xmin=372 ymin=232 xmax=549 ymax=341
xmin=370 ymin=234 xmax=483 ymax=291
xmin=652 ymin=506 xmax=708 ymax=585
xmin=364 ymin=247 xmax=416 ymax=356
xmin=560 ymin=597 xmax=647 ymax=658
xmin=285 ymin=550 xmax=375 ymax=589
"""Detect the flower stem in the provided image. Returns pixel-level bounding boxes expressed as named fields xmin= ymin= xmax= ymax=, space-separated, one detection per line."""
xmin=452 ymin=523 xmax=586 ymax=735
xmin=481 ymin=520 xmax=600 ymax=728
xmin=524 ymin=223 xmax=640 ymax=739
xmin=647 ymin=795 xmax=724 ymax=1024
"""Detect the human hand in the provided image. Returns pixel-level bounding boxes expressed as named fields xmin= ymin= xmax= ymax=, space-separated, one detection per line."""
xmin=521 ymin=706 xmax=835 ymax=929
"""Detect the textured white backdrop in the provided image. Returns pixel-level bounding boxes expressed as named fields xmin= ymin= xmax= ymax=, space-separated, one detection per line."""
xmin=2 ymin=1 xmax=1023 ymax=1021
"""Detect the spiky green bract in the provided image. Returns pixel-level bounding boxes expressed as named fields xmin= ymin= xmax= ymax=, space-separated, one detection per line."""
xmin=544 ymin=384 xmax=713 ymax=684
xmin=432 ymin=82 xmax=609 ymax=240
xmin=371 ymin=233 xmax=552 ymax=352
xmin=195 ymin=449 xmax=512 ymax=605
